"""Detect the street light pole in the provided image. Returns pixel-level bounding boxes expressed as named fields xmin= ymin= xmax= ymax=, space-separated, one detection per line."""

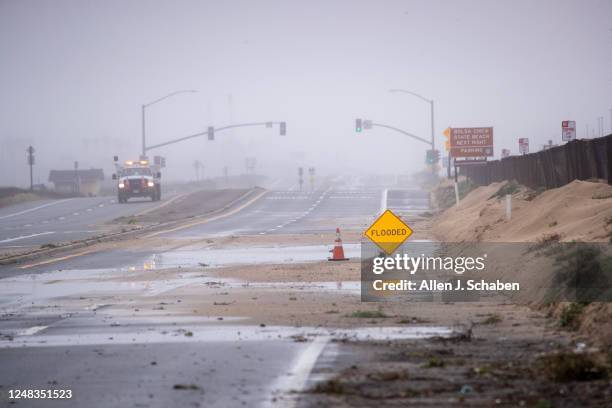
xmin=141 ymin=104 xmax=146 ymax=158
xmin=141 ymin=89 xmax=197 ymax=158
xmin=430 ymin=100 xmax=435 ymax=152
xmin=389 ymin=89 xmax=435 ymax=150
xmin=389 ymin=89 xmax=436 ymax=177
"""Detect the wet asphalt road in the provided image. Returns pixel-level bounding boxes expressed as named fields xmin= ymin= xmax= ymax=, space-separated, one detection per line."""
xmin=0 ymin=194 xmax=178 ymax=251
xmin=0 ymin=181 xmax=430 ymax=408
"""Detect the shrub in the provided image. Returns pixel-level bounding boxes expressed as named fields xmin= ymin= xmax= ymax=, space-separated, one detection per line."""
xmin=490 ymin=180 xmax=520 ymax=199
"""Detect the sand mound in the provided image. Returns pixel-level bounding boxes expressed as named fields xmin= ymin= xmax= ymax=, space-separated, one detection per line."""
xmin=431 ymin=179 xmax=612 ymax=349
xmin=432 ymin=179 xmax=612 ymax=243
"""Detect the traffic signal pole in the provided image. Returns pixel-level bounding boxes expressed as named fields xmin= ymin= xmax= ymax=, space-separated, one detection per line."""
xmin=145 ymin=121 xmax=286 ymax=152
xmin=430 ymin=100 xmax=435 ymax=153
xmin=389 ymin=89 xmax=437 ymax=176
xmin=368 ymin=122 xmax=432 ymax=146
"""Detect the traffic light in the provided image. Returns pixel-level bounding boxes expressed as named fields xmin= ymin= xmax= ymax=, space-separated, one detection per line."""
xmin=443 ymin=127 xmax=451 ymax=152
xmin=425 ymin=149 xmax=440 ymax=165
xmin=208 ymin=126 xmax=214 ymax=141
xmin=355 ymin=118 xmax=362 ymax=132
xmin=161 ymin=157 xmax=166 ymax=168
xmin=280 ymin=121 xmax=286 ymax=136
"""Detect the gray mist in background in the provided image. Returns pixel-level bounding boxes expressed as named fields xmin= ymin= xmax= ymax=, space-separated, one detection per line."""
xmin=1 ymin=0 xmax=611 ymax=187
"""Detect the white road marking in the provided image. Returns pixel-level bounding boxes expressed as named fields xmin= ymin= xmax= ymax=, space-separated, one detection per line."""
xmin=0 ymin=231 xmax=54 ymax=244
xmin=380 ymin=188 xmax=388 ymax=214
xmin=58 ymin=216 xmax=65 ymax=220
xmin=19 ymin=326 xmax=48 ymax=336
xmin=263 ymin=336 xmax=330 ymax=408
xmin=0 ymin=199 xmax=73 ymax=220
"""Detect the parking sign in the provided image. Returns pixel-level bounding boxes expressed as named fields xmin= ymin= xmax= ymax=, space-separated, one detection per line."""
xmin=562 ymin=120 xmax=576 ymax=142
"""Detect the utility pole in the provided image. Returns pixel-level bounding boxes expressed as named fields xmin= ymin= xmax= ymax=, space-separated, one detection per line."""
xmin=74 ymin=161 xmax=80 ymax=195
xmin=298 ymin=167 xmax=304 ymax=191
xmin=194 ymin=160 xmax=203 ymax=181
xmin=26 ymin=146 xmax=35 ymax=190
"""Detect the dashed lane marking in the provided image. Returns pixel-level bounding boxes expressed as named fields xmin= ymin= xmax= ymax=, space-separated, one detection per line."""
xmin=0 ymin=231 xmax=55 ymax=244
xmin=19 ymin=326 xmax=48 ymax=336
xmin=0 ymin=199 xmax=73 ymax=220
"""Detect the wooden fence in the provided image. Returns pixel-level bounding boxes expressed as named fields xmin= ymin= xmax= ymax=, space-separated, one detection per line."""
xmin=461 ymin=134 xmax=612 ymax=188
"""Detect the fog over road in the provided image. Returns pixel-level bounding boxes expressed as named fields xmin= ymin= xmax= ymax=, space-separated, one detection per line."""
xmin=0 ymin=178 xmax=430 ymax=408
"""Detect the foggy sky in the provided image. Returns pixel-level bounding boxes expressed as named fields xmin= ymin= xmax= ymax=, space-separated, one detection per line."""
xmin=1 ymin=0 xmax=611 ymax=186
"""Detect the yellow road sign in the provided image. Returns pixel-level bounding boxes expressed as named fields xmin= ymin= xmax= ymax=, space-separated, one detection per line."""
xmin=364 ymin=209 xmax=413 ymax=255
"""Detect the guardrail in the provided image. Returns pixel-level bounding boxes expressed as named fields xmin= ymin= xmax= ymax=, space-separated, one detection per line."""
xmin=462 ymin=134 xmax=612 ymax=188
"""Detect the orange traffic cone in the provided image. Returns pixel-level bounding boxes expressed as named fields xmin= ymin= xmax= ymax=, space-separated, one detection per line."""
xmin=328 ymin=227 xmax=349 ymax=261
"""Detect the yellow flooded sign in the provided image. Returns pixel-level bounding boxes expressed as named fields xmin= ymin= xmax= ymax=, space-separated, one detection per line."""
xmin=364 ymin=209 xmax=413 ymax=255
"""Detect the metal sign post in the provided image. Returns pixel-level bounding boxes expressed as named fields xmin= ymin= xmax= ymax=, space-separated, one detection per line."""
xmin=519 ymin=138 xmax=529 ymax=155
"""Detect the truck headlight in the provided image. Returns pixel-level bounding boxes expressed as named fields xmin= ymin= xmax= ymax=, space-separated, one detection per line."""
xmin=147 ymin=181 xmax=155 ymax=187
xmin=118 ymin=183 xmax=125 ymax=188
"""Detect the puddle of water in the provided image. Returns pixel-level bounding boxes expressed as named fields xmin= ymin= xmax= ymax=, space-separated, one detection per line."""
xmin=238 ymin=281 xmax=361 ymax=295
xmin=149 ymin=244 xmax=361 ymax=269
xmin=0 ymin=269 xmax=232 ymax=309
xmin=0 ymin=243 xmax=368 ymax=310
